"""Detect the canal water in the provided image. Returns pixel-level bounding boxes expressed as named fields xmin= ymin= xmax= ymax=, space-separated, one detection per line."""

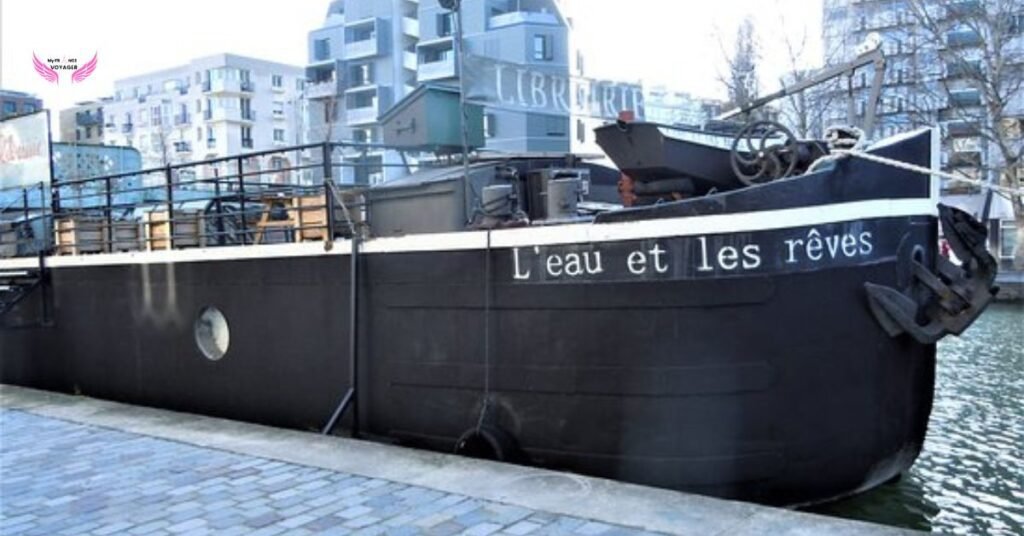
xmin=807 ymin=303 xmax=1024 ymax=535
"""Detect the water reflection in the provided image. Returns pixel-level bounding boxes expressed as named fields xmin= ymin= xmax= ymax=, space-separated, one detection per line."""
xmin=807 ymin=303 xmax=1024 ymax=535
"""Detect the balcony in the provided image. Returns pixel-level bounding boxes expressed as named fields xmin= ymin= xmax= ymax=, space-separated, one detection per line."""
xmin=489 ymin=10 xmax=560 ymax=30
xmin=205 ymin=108 xmax=255 ymax=122
xmin=946 ymin=0 xmax=983 ymax=17
xmin=173 ymin=113 xmax=191 ymax=126
xmin=306 ymin=77 xmax=342 ymax=99
xmin=76 ymin=112 xmax=103 ymax=127
xmin=121 ymin=123 xmax=134 ymax=134
xmin=403 ymin=51 xmax=418 ymax=71
xmin=418 ymin=56 xmax=457 ymax=82
xmin=946 ymin=30 xmax=983 ymax=48
xmin=949 ymin=90 xmax=982 ymax=107
xmin=347 ymin=105 xmax=379 ymax=126
xmin=203 ymin=78 xmax=250 ymax=94
xmin=402 ymin=16 xmax=419 ymax=38
xmin=207 ymin=138 xmax=217 ymax=149
xmin=174 ymin=141 xmax=192 ymax=153
xmin=947 ymin=120 xmax=981 ymax=137
xmin=344 ymin=18 xmax=387 ymax=60
xmin=242 ymin=138 xmax=254 ymax=149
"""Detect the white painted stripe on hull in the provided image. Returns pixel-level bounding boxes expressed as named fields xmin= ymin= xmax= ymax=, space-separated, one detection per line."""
xmin=0 ymin=198 xmax=937 ymax=269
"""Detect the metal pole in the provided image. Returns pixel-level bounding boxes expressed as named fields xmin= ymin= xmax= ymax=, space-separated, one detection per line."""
xmin=348 ymin=234 xmax=360 ymax=436
xmin=323 ymin=143 xmax=335 ymax=245
xmin=213 ymin=172 xmax=225 ymax=247
xmin=451 ymin=1 xmax=474 ymax=220
xmin=22 ymin=187 xmax=29 ymax=253
xmin=237 ymin=158 xmax=247 ymax=244
xmin=39 ymin=182 xmax=49 ymax=253
xmin=164 ymin=166 xmax=174 ymax=250
xmin=104 ymin=177 xmax=114 ymax=253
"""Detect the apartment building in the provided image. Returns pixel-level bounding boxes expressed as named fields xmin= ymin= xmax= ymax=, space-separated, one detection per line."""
xmin=821 ymin=0 xmax=1023 ymax=274
xmin=101 ymin=54 xmax=305 ymax=170
xmin=59 ymin=99 xmax=111 ymax=144
xmin=0 ymin=90 xmax=43 ymax=120
xmin=305 ymin=0 xmax=571 ymax=183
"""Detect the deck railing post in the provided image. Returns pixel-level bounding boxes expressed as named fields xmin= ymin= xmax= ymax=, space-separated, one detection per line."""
xmin=104 ymin=176 xmax=114 ymax=253
xmin=39 ymin=181 xmax=49 ymax=252
xmin=21 ymin=187 xmax=30 ymax=253
xmin=213 ymin=172 xmax=225 ymax=247
xmin=323 ymin=143 xmax=335 ymax=242
xmin=164 ymin=165 xmax=174 ymax=250
xmin=237 ymin=158 xmax=248 ymax=245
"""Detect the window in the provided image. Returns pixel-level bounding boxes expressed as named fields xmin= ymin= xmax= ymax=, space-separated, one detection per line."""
xmin=272 ymin=74 xmax=283 ymax=88
xmin=273 ymin=129 xmax=285 ymax=142
xmin=353 ymin=128 xmax=375 ymax=143
xmin=75 ymin=130 xmax=82 ymax=141
xmin=438 ymin=12 xmax=454 ymax=37
xmin=195 ymin=99 xmax=202 ymax=113
xmin=86 ymin=126 xmax=92 ymax=138
xmin=197 ymin=127 xmax=203 ymax=141
xmin=296 ymin=79 xmax=305 ymax=91
xmin=314 ymin=38 xmax=331 ymax=61
xmin=484 ymin=113 xmax=496 ymax=138
xmin=949 ymin=89 xmax=982 ymax=107
xmin=2 ymin=102 xmax=16 ymax=115
xmin=1000 ymin=221 xmax=1018 ymax=259
xmin=545 ymin=116 xmax=566 ymax=137
xmin=241 ymin=126 xmax=253 ymax=148
xmin=23 ymin=103 xmax=37 ymax=113
xmin=533 ymin=35 xmax=553 ymax=61
xmin=151 ymin=106 xmax=162 ymax=125
xmin=576 ymin=119 xmax=586 ymax=143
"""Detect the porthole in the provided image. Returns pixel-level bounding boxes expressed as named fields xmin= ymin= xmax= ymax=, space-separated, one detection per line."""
xmin=194 ymin=306 xmax=230 ymax=361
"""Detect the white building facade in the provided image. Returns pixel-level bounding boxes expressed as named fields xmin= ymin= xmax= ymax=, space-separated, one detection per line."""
xmin=102 ymin=54 xmax=305 ymax=170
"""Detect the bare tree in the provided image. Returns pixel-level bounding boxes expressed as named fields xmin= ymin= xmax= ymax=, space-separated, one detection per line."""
xmin=905 ymin=0 xmax=1024 ymax=267
xmin=773 ymin=10 xmax=845 ymax=138
xmin=718 ymin=17 xmax=761 ymax=118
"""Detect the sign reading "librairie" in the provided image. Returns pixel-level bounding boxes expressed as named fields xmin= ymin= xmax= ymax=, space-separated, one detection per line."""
xmin=462 ymin=54 xmax=644 ymax=121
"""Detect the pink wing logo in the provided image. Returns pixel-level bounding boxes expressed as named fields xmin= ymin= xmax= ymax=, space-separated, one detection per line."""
xmin=32 ymin=53 xmax=59 ymax=84
xmin=72 ymin=53 xmax=98 ymax=83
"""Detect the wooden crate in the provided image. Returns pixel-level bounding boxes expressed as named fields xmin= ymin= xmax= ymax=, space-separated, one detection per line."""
xmin=145 ymin=210 xmax=204 ymax=251
xmin=294 ymin=193 xmax=361 ymax=242
xmin=54 ymin=216 xmax=105 ymax=255
xmin=105 ymin=220 xmax=144 ymax=252
xmin=0 ymin=221 xmax=17 ymax=258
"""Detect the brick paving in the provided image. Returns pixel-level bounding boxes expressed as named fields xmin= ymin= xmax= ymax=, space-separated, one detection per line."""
xmin=0 ymin=409 xmax=657 ymax=536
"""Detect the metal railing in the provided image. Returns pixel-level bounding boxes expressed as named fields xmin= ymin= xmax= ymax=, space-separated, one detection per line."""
xmin=0 ymin=141 xmax=434 ymax=259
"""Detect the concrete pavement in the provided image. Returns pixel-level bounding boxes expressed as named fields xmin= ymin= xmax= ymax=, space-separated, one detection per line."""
xmin=0 ymin=385 xmax=915 ymax=535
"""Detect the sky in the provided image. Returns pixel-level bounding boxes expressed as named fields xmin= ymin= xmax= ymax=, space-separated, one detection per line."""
xmin=0 ymin=0 xmax=823 ymax=119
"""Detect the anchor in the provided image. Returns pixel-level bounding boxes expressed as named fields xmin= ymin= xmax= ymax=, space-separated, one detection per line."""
xmin=865 ymin=204 xmax=998 ymax=345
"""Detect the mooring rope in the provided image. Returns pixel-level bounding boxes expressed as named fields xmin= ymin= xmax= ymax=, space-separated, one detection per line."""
xmin=822 ymin=148 xmax=1024 ymax=198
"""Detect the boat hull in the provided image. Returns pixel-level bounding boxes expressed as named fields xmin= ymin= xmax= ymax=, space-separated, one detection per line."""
xmin=0 ymin=129 xmax=944 ymax=505
xmin=1 ymin=214 xmax=937 ymax=506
